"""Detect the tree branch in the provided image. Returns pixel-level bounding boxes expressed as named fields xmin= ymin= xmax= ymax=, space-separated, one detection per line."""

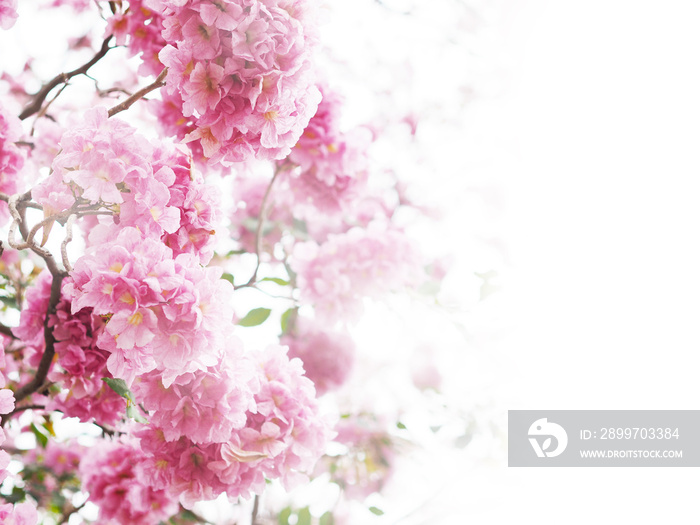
xmin=7 ymin=272 xmax=64 ymax=410
xmin=0 ymin=322 xmax=17 ymax=340
xmin=107 ymin=68 xmax=168 ymax=118
xmin=19 ymin=36 xmax=114 ymax=121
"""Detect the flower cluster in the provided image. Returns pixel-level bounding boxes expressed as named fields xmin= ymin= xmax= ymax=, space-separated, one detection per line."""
xmin=151 ymin=0 xmax=321 ymax=165
xmin=131 ymin=341 xmax=258 ymax=444
xmin=26 ymin=438 xmax=83 ymax=477
xmin=319 ymin=414 xmax=397 ymax=500
xmin=14 ymin=272 xmax=126 ymax=425
xmin=50 ymin=295 xmax=126 ymax=426
xmin=0 ymin=101 xmax=25 ymax=221
xmin=280 ymin=86 xmax=371 ymax=217
xmin=64 ymin=227 xmax=233 ymax=385
xmin=291 ymin=223 xmax=422 ymax=322
xmin=281 ymin=315 xmax=355 ymax=395
xmin=33 ymin=107 xmax=219 ymax=263
xmin=80 ymin=438 xmax=178 ymax=524
xmin=136 ymin=346 xmax=331 ymax=507
xmin=0 ymin=502 xmax=38 ymax=525
xmin=106 ymin=0 xmax=167 ymax=76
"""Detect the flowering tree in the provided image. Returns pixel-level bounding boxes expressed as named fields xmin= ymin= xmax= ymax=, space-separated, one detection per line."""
xmin=0 ymin=0 xmax=473 ymax=523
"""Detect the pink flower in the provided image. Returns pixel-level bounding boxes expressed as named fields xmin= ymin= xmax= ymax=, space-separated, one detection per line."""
xmin=0 ymin=389 xmax=15 ymax=414
xmin=150 ymin=0 xmax=322 ymax=165
xmin=131 ymin=340 xmax=258 ymax=444
xmin=0 ymin=502 xmax=38 ymax=525
xmin=317 ymin=414 xmax=397 ymax=500
xmin=0 ymin=101 xmax=25 ymax=222
xmin=67 ymin=152 xmax=127 ymax=204
xmin=281 ymin=316 xmax=355 ymax=395
xmin=291 ymin=223 xmax=423 ymax=322
xmin=0 ymin=0 xmax=18 ymax=30
xmin=80 ymin=438 xmax=178 ymax=524
xmin=183 ymin=61 xmax=225 ymax=116
xmin=279 ymin=86 xmax=372 ymax=217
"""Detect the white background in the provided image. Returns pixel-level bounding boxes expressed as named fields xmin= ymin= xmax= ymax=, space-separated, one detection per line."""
xmin=456 ymin=0 xmax=700 ymax=522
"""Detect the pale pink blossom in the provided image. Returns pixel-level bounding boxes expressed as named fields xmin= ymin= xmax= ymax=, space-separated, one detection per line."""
xmin=281 ymin=316 xmax=355 ymax=395
xmin=291 ymin=223 xmax=423 ymax=322
xmin=0 ymin=502 xmax=38 ymax=525
xmin=0 ymin=0 xmax=18 ymax=30
xmin=80 ymin=438 xmax=178 ymax=524
xmin=151 ymin=0 xmax=321 ymax=165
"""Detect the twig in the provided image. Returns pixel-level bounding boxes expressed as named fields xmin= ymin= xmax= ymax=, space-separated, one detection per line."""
xmin=234 ymin=167 xmax=284 ymax=290
xmin=107 ymin=68 xmax=168 ymax=117
xmin=19 ymin=36 xmax=114 ymax=120
xmin=7 ymin=404 xmax=45 ymax=417
xmin=251 ymin=495 xmax=260 ymax=525
xmin=57 ymin=501 xmax=86 ymax=525
xmin=0 ymin=322 xmax=17 ymax=339
xmin=0 ymin=192 xmax=42 ymax=210
xmin=31 ymin=83 xmax=69 ymax=134
xmin=61 ymin=214 xmax=76 ymax=272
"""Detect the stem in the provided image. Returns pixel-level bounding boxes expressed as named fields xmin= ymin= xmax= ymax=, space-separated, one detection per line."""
xmin=0 ymin=193 xmax=42 ymax=210
xmin=61 ymin=214 xmax=76 ymax=272
xmin=57 ymin=501 xmax=86 ymax=525
xmin=19 ymin=36 xmax=114 ymax=121
xmin=235 ymin=167 xmax=284 ymax=290
xmin=251 ymin=495 xmax=260 ymax=525
xmin=0 ymin=322 xmax=17 ymax=340
xmin=7 ymin=404 xmax=45 ymax=417
xmin=107 ymin=68 xmax=168 ymax=117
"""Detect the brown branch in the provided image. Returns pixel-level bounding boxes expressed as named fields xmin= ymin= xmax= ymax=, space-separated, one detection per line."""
xmin=7 ymin=272 xmax=64 ymax=411
xmin=57 ymin=501 xmax=86 ymax=525
xmin=107 ymin=68 xmax=168 ymax=118
xmin=0 ymin=192 xmax=42 ymax=210
xmin=251 ymin=494 xmax=260 ymax=525
xmin=19 ymin=36 xmax=114 ymax=121
xmin=7 ymin=404 xmax=45 ymax=416
xmin=0 ymin=322 xmax=17 ymax=340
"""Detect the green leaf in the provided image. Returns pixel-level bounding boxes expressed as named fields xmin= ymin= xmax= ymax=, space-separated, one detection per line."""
xmin=369 ymin=507 xmax=384 ymax=516
xmin=280 ymin=307 xmax=294 ymax=333
xmin=0 ymin=295 xmax=18 ymax=309
xmin=126 ymin=404 xmax=148 ymax=424
xmin=238 ymin=307 xmax=271 ymax=327
xmin=102 ymin=377 xmax=131 ymax=399
xmin=297 ymin=508 xmax=312 ymax=525
xmin=396 ymin=421 xmax=407 ymax=430
xmin=278 ymin=507 xmax=292 ymax=525
xmin=320 ymin=511 xmax=335 ymax=525
xmin=31 ymin=423 xmax=48 ymax=448
xmin=221 ymin=273 xmax=235 ymax=285
xmin=293 ymin=218 xmax=308 ymax=234
xmin=5 ymin=486 xmax=26 ymax=504
xmin=179 ymin=509 xmax=199 ymax=522
xmin=259 ymin=277 xmax=289 ymax=286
